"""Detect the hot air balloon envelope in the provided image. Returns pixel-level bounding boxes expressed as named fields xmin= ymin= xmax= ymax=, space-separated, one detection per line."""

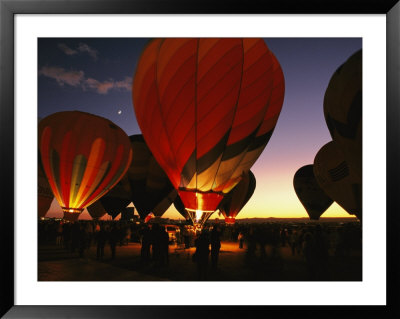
xmin=313 ymin=141 xmax=361 ymax=219
xmin=127 ymin=135 xmax=177 ymax=219
xmin=293 ymin=165 xmax=333 ymax=220
xmin=218 ymin=171 xmax=256 ymax=224
xmin=133 ymin=38 xmax=285 ymax=224
xmin=324 ymin=50 xmax=362 ymax=180
xmin=38 ymin=111 xmax=133 ymax=217
xmin=38 ymin=156 xmax=54 ymax=218
xmin=87 ymin=200 xmax=107 ymax=220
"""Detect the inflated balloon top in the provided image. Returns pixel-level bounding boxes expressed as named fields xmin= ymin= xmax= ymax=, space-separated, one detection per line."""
xmin=133 ymin=38 xmax=285 ymax=218
xmin=38 ymin=111 xmax=133 ymax=215
xmin=324 ymin=49 xmax=362 ymax=180
xmin=293 ymin=165 xmax=333 ymax=220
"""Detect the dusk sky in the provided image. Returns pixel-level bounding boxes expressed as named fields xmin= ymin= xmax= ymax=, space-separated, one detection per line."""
xmin=38 ymin=38 xmax=362 ymax=220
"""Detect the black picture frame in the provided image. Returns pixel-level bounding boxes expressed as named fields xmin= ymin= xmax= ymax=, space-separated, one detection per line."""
xmin=1 ymin=0 xmax=399 ymax=318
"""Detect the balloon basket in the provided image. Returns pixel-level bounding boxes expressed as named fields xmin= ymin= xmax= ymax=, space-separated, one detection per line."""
xmin=224 ymin=216 xmax=236 ymax=225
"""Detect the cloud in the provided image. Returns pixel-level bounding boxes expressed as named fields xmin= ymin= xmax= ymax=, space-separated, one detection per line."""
xmin=39 ymin=66 xmax=84 ymax=86
xmin=39 ymin=66 xmax=132 ymax=94
xmin=84 ymin=78 xmax=114 ymax=94
xmin=57 ymin=42 xmax=99 ymax=60
xmin=58 ymin=43 xmax=78 ymax=55
xmin=84 ymin=76 xmax=132 ymax=94
xmin=77 ymin=43 xmax=98 ymax=60
xmin=114 ymin=77 xmax=132 ymax=91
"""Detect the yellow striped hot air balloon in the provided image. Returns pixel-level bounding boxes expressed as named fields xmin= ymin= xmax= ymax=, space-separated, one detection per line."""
xmin=38 ymin=111 xmax=132 ymax=217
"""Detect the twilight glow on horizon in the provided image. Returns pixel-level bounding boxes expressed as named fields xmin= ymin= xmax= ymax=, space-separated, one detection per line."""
xmin=38 ymin=38 xmax=362 ymax=220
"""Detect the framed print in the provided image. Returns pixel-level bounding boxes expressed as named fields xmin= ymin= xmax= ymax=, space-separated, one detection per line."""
xmin=1 ymin=0 xmax=399 ymax=318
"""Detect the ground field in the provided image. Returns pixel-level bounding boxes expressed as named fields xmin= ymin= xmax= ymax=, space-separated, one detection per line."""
xmin=38 ymin=241 xmax=361 ymax=281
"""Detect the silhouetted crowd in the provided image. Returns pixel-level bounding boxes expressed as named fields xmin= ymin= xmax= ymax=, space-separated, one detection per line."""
xmin=220 ymin=221 xmax=362 ymax=280
xmin=39 ymin=219 xmax=361 ymax=281
xmin=39 ymin=220 xmax=141 ymax=260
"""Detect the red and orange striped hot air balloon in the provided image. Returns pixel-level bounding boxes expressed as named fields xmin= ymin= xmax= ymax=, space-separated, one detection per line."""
xmin=133 ymin=38 xmax=285 ymax=228
xmin=38 ymin=111 xmax=133 ymax=217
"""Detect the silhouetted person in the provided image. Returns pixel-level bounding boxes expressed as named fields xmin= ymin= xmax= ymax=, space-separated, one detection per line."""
xmin=296 ymin=229 xmax=305 ymax=255
xmin=210 ymin=226 xmax=222 ymax=270
xmin=287 ymin=229 xmax=296 ymax=256
xmin=85 ymin=222 xmax=94 ymax=247
xmin=109 ymin=224 xmax=119 ymax=260
xmin=71 ymin=222 xmax=80 ymax=253
xmin=270 ymin=226 xmax=280 ymax=258
xmin=160 ymin=227 xmax=170 ymax=266
xmin=125 ymin=226 xmax=131 ymax=245
xmin=195 ymin=232 xmax=210 ymax=280
xmin=150 ymin=224 xmax=161 ymax=266
xmin=313 ymin=225 xmax=329 ymax=279
xmin=183 ymin=227 xmax=190 ymax=249
xmin=152 ymin=224 xmax=169 ymax=267
xmin=280 ymin=227 xmax=287 ymax=247
xmin=302 ymin=231 xmax=317 ymax=280
xmin=255 ymin=226 xmax=268 ymax=261
xmin=78 ymin=223 xmax=88 ymax=258
xmin=118 ymin=224 xmax=126 ymax=246
xmin=56 ymin=222 xmax=63 ymax=246
xmin=238 ymin=231 xmax=244 ymax=249
xmin=62 ymin=222 xmax=71 ymax=250
xmin=96 ymin=225 xmax=107 ymax=261
xmin=141 ymin=225 xmax=151 ymax=265
xmin=245 ymin=227 xmax=257 ymax=265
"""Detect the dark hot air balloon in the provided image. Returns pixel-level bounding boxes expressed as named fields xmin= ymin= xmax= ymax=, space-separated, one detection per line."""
xmin=39 ymin=111 xmax=133 ymax=217
xmin=86 ymin=200 xmax=107 ymax=220
xmin=324 ymin=49 xmax=362 ymax=180
xmin=133 ymin=38 xmax=285 ymax=228
xmin=173 ymin=196 xmax=191 ymax=221
xmin=87 ymin=176 xmax=131 ymax=220
xmin=218 ymin=170 xmax=256 ymax=224
xmin=121 ymin=207 xmax=135 ymax=220
xmin=293 ymin=165 xmax=333 ymax=220
xmin=98 ymin=173 xmax=132 ymax=219
xmin=313 ymin=141 xmax=361 ymax=219
xmin=127 ymin=135 xmax=177 ymax=220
